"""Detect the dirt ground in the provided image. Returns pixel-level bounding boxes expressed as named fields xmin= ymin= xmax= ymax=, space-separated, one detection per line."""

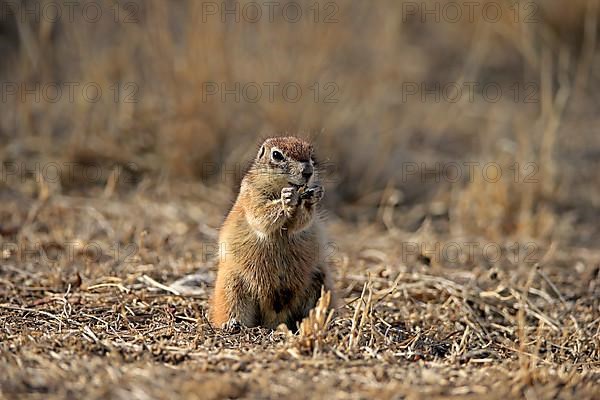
xmin=1 ymin=178 xmax=599 ymax=399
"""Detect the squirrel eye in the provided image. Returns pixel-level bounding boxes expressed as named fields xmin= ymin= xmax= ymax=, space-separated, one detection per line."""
xmin=271 ymin=150 xmax=284 ymax=162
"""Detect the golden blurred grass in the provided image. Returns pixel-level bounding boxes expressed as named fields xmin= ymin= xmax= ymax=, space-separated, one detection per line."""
xmin=2 ymin=1 xmax=598 ymax=240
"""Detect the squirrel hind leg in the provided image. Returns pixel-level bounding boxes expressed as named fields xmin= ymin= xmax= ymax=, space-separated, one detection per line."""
xmin=211 ymin=273 xmax=256 ymax=328
xmin=286 ymin=267 xmax=335 ymax=330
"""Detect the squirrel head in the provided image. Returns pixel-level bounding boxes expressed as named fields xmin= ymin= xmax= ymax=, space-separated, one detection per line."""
xmin=249 ymin=137 xmax=316 ymax=192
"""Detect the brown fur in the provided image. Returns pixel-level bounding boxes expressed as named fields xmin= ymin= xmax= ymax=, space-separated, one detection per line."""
xmin=210 ymin=137 xmax=334 ymax=330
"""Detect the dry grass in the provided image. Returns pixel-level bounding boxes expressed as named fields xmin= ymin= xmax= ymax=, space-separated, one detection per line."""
xmin=2 ymin=0 xmax=600 ymax=398
xmin=2 ymin=0 xmax=598 ymax=209
xmin=1 ymin=181 xmax=599 ymax=399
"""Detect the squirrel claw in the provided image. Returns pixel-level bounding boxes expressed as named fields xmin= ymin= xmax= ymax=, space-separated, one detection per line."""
xmin=302 ymin=185 xmax=324 ymax=205
xmin=281 ymin=186 xmax=300 ymax=215
xmin=222 ymin=317 xmax=242 ymax=333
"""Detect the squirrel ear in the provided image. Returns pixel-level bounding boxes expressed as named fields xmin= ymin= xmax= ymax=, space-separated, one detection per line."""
xmin=258 ymin=145 xmax=265 ymax=159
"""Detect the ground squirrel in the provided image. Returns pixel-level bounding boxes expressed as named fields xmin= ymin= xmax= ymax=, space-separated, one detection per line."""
xmin=210 ymin=137 xmax=334 ymax=330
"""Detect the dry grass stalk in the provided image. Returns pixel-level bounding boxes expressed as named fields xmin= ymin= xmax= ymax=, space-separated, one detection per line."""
xmin=294 ymin=288 xmax=334 ymax=357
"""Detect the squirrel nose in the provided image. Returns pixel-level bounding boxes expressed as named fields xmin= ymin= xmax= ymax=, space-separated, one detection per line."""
xmin=301 ymin=163 xmax=313 ymax=180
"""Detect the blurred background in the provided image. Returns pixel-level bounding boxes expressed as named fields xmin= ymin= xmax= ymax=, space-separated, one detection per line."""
xmin=1 ymin=0 xmax=599 ymax=247
xmin=3 ymin=3 xmax=600 ymax=396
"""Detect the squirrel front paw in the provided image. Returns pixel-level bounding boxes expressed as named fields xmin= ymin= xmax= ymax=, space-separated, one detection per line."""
xmin=281 ymin=186 xmax=300 ymax=216
xmin=301 ymin=185 xmax=324 ymax=205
